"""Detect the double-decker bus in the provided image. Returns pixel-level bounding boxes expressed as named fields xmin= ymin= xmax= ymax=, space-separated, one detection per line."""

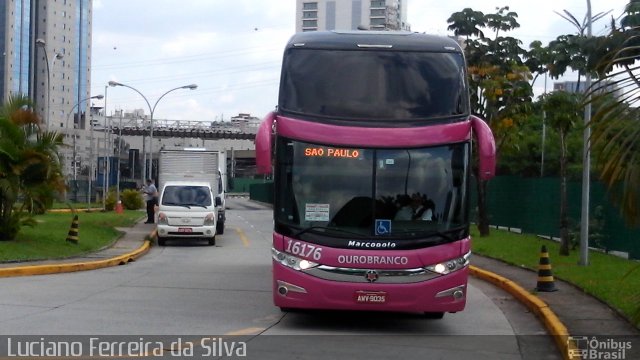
xmin=255 ymin=31 xmax=496 ymax=318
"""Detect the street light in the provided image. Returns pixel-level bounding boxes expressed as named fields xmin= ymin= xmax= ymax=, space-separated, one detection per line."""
xmin=66 ymin=94 xmax=104 ymax=202
xmin=66 ymin=95 xmax=104 ymax=130
xmin=65 ymin=95 xmax=104 ymax=200
xmin=107 ymin=81 xmax=197 ymax=181
xmin=579 ymin=0 xmax=593 ymax=266
xmin=35 ymin=39 xmax=64 ymax=130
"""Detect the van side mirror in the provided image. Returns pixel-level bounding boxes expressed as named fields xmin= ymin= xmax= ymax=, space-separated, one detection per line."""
xmin=215 ymin=196 xmax=222 ymax=207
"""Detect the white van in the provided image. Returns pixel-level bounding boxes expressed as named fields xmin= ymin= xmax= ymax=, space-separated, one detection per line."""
xmin=155 ymin=149 xmax=225 ymax=246
xmin=156 ymin=180 xmax=220 ymax=246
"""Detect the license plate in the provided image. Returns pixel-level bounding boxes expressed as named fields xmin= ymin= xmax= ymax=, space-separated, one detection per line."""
xmin=178 ymin=228 xmax=193 ymax=233
xmin=354 ymin=291 xmax=387 ymax=304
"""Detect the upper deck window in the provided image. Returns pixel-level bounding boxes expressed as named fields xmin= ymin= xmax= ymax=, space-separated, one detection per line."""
xmin=279 ymin=49 xmax=468 ymax=122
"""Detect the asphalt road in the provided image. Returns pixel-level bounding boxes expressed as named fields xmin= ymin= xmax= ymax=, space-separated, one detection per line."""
xmin=0 ymin=198 xmax=559 ymax=359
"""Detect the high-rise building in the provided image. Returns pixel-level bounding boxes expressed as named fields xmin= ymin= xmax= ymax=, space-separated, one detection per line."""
xmin=553 ymin=80 xmax=621 ymax=99
xmin=295 ymin=0 xmax=410 ymax=32
xmin=1 ymin=0 xmax=93 ymax=183
xmin=0 ymin=0 xmax=33 ymax=100
xmin=0 ymin=0 xmax=92 ymax=131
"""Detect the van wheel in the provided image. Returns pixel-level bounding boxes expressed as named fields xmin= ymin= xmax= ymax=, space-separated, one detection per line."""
xmin=216 ymin=221 xmax=225 ymax=235
xmin=208 ymin=236 xmax=216 ymax=246
xmin=157 ymin=237 xmax=166 ymax=246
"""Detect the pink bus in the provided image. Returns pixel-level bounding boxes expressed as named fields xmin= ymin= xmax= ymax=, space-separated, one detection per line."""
xmin=256 ymin=31 xmax=496 ymax=318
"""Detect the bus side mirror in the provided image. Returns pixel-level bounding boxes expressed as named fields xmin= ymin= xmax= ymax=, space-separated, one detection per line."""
xmin=215 ymin=196 xmax=222 ymax=207
xmin=470 ymin=115 xmax=496 ymax=180
xmin=256 ymin=112 xmax=276 ymax=175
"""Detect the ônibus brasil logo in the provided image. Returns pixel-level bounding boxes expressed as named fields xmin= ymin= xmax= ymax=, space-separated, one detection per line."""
xmin=567 ymin=336 xmax=632 ymax=359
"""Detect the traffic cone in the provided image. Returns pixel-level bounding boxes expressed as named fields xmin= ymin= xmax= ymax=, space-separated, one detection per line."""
xmin=66 ymin=215 xmax=79 ymax=244
xmin=115 ymin=200 xmax=123 ymax=214
xmin=535 ymin=245 xmax=557 ymax=292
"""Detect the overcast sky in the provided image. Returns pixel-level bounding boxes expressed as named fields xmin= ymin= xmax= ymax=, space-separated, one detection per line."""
xmin=91 ymin=0 xmax=630 ymax=122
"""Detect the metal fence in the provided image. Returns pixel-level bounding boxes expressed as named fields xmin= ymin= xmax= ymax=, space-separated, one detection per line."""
xmin=474 ymin=176 xmax=640 ymax=260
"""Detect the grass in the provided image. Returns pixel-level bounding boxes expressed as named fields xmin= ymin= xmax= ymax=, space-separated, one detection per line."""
xmin=472 ymin=227 xmax=640 ymax=327
xmin=0 ymin=210 xmax=144 ymax=262
xmin=51 ymin=202 xmax=104 ymax=210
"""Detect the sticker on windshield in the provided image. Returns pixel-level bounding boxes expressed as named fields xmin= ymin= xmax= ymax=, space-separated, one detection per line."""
xmin=375 ymin=219 xmax=392 ymax=235
xmin=305 ymin=203 xmax=330 ymax=222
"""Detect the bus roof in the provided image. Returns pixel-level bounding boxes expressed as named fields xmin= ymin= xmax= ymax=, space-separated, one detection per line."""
xmin=285 ymin=31 xmax=463 ymax=53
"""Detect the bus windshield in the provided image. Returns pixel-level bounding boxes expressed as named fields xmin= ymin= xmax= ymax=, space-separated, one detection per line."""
xmin=279 ymin=49 xmax=468 ymax=121
xmin=274 ymin=139 xmax=470 ymax=240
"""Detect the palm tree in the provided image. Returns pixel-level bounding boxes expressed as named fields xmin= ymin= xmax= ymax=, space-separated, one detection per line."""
xmin=552 ymin=7 xmax=611 ymax=92
xmin=589 ymin=3 xmax=640 ymax=226
xmin=588 ymin=1 xmax=640 ymax=328
xmin=0 ymin=94 xmax=66 ymax=240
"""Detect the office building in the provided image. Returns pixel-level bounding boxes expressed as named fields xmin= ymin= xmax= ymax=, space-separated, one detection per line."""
xmin=0 ymin=0 xmax=33 ymax=100
xmin=1 ymin=0 xmax=93 ymax=181
xmin=1 ymin=0 xmax=92 ymax=129
xmin=296 ymin=0 xmax=410 ymax=32
xmin=553 ymin=80 xmax=621 ymax=99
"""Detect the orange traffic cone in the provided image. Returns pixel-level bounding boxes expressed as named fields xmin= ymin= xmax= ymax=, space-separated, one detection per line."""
xmin=66 ymin=215 xmax=79 ymax=244
xmin=535 ymin=245 xmax=557 ymax=292
xmin=115 ymin=200 xmax=123 ymax=214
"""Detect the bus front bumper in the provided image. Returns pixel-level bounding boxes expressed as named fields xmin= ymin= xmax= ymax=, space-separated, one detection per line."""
xmin=272 ymin=262 xmax=468 ymax=313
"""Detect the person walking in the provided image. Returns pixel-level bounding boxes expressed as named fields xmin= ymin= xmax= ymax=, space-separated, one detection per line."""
xmin=143 ymin=179 xmax=158 ymax=224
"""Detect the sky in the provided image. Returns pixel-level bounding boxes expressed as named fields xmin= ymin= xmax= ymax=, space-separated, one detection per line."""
xmin=91 ymin=0 xmax=631 ymax=122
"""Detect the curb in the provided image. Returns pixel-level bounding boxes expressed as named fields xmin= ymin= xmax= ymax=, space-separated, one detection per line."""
xmin=0 ymin=240 xmax=151 ymax=278
xmin=469 ymin=265 xmax=577 ymax=360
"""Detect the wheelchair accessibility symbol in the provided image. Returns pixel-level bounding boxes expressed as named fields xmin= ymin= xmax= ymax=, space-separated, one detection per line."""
xmin=375 ymin=219 xmax=392 ymax=235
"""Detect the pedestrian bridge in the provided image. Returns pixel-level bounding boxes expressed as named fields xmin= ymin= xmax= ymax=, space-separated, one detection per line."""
xmin=96 ymin=118 xmax=257 ymax=140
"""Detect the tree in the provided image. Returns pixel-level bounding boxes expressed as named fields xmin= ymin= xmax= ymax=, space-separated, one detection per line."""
xmin=446 ymin=8 xmax=486 ymax=40
xmin=589 ymin=0 xmax=640 ymax=225
xmin=448 ymin=6 xmax=534 ymax=236
xmin=540 ymin=91 xmax=582 ymax=255
xmin=0 ymin=95 xmax=66 ymax=240
xmin=550 ymin=8 xmax=611 ymax=91
xmin=497 ymin=101 xmax=585 ymax=179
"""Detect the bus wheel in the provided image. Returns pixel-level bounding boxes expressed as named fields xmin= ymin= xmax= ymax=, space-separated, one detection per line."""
xmin=208 ymin=236 xmax=216 ymax=246
xmin=424 ymin=312 xmax=444 ymax=319
xmin=157 ymin=237 xmax=166 ymax=246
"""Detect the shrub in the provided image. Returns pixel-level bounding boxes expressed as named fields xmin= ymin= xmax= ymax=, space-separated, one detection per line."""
xmin=121 ymin=189 xmax=144 ymax=210
xmin=105 ymin=190 xmax=117 ymax=211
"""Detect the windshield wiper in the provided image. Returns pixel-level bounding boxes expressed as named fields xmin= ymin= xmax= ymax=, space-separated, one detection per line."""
xmin=162 ymin=202 xmax=191 ymax=208
xmin=295 ymin=226 xmax=369 ymax=238
xmin=184 ymin=203 xmax=208 ymax=208
xmin=392 ymin=225 xmax=468 ymax=242
xmin=161 ymin=202 xmax=208 ymax=209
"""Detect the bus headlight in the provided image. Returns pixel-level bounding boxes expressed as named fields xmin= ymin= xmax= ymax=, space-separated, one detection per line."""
xmin=426 ymin=251 xmax=471 ymax=275
xmin=272 ymin=248 xmax=319 ymax=271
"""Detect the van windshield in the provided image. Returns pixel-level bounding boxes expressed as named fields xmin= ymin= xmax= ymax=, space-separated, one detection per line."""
xmin=162 ymin=185 xmax=212 ymax=207
xmin=279 ymin=49 xmax=468 ymax=121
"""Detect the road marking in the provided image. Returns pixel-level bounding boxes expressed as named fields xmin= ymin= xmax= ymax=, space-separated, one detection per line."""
xmin=224 ymin=327 xmax=265 ymax=336
xmin=235 ymin=227 xmax=250 ymax=248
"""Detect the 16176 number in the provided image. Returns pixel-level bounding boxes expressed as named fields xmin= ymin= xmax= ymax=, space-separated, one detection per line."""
xmin=285 ymin=240 xmax=322 ymax=261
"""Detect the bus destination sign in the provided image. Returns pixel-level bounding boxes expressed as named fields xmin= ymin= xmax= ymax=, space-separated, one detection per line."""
xmin=304 ymin=147 xmax=360 ymax=158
